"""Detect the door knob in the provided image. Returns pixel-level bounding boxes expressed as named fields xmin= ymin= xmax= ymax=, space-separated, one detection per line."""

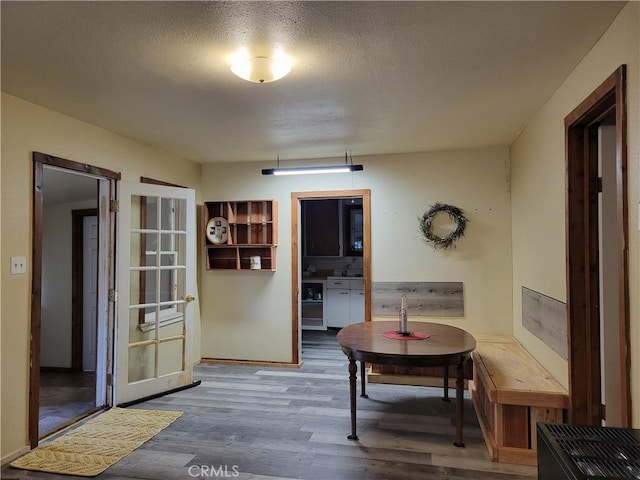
xmin=184 ymin=294 xmax=196 ymax=303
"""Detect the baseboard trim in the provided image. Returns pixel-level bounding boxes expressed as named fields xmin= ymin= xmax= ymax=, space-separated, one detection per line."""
xmin=200 ymin=357 xmax=301 ymax=368
xmin=1 ymin=445 xmax=31 ymax=465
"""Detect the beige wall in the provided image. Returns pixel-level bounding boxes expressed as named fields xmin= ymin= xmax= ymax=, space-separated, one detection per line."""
xmin=0 ymin=93 xmax=202 ymax=460
xmin=199 ymin=146 xmax=513 ymax=362
xmin=510 ymin=2 xmax=639 ymax=425
xmin=367 ymin=148 xmax=513 ymax=333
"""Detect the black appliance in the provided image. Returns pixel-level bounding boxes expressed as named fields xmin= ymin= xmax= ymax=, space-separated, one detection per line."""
xmin=537 ymin=423 xmax=640 ymax=479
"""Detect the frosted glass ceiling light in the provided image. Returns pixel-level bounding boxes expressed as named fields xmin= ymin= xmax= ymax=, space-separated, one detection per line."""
xmin=231 ymin=51 xmax=291 ymax=84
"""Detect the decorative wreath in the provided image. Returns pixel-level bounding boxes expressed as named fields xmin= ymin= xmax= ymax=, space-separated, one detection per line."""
xmin=418 ymin=202 xmax=468 ymax=250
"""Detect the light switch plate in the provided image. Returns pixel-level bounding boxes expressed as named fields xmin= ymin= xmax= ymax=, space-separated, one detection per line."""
xmin=10 ymin=256 xmax=27 ymax=275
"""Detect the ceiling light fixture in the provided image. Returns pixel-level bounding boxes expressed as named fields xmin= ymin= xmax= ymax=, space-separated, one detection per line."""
xmin=262 ymin=153 xmax=364 ymax=176
xmin=230 ymin=49 xmax=292 ymax=84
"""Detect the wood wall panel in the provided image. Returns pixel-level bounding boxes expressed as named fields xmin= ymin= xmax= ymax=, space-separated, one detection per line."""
xmin=372 ymin=282 xmax=463 ymax=317
xmin=521 ymin=287 xmax=567 ymax=360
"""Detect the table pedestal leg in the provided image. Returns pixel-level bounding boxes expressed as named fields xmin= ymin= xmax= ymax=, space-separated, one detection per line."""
xmin=453 ymin=359 xmax=465 ymax=447
xmin=360 ymin=361 xmax=368 ymax=398
xmin=347 ymin=358 xmax=359 ymax=440
xmin=442 ymin=365 xmax=450 ymax=402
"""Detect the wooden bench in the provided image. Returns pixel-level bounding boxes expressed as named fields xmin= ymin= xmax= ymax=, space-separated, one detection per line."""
xmin=367 ymin=362 xmax=473 ymax=388
xmin=469 ymin=335 xmax=568 ymax=466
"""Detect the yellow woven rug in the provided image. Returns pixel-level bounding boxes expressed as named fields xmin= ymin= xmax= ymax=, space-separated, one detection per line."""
xmin=10 ymin=407 xmax=182 ymax=477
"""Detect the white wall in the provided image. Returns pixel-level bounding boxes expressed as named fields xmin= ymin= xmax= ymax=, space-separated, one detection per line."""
xmin=41 ymin=199 xmax=96 ymax=368
xmin=200 ymin=146 xmax=513 ymax=362
xmin=510 ymin=2 xmax=639 ymax=425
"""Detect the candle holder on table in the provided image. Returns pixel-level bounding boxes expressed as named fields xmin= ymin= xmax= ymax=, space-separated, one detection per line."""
xmin=398 ymin=294 xmax=411 ymax=336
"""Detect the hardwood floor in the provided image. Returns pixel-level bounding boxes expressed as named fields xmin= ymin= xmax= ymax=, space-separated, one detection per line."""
xmin=3 ymin=330 xmax=537 ymax=479
xmin=39 ymin=371 xmax=96 ymax=437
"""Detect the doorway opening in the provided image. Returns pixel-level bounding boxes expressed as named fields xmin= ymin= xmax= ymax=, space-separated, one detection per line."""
xmin=39 ymin=203 xmax=98 ymax=438
xmin=564 ymin=66 xmax=630 ymax=427
xmin=31 ymin=152 xmax=119 ymax=447
xmin=290 ymin=189 xmax=371 ymax=364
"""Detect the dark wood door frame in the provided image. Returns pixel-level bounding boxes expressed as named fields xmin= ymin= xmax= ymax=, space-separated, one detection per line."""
xmin=71 ymin=209 xmax=98 ymax=371
xmin=564 ymin=66 xmax=630 ymax=426
xmin=291 ymin=189 xmax=372 ymax=365
xmin=31 ymin=152 xmax=120 ymax=447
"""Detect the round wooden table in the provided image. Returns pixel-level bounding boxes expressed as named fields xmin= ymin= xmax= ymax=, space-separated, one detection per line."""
xmin=336 ymin=321 xmax=476 ymax=447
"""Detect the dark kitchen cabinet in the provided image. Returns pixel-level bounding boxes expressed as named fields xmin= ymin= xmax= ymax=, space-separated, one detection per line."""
xmin=303 ymin=199 xmax=340 ymax=256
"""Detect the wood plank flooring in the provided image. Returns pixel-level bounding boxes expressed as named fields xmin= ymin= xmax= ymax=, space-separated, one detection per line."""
xmin=39 ymin=371 xmax=96 ymax=437
xmin=3 ymin=330 xmax=537 ymax=479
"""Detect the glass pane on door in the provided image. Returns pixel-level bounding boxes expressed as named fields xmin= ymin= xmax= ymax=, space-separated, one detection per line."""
xmin=159 ymin=340 xmax=184 ymax=376
xmin=128 ymin=344 xmax=156 ymax=383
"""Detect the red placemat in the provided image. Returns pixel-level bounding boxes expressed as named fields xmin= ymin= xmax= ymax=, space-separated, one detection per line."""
xmin=382 ymin=331 xmax=430 ymax=340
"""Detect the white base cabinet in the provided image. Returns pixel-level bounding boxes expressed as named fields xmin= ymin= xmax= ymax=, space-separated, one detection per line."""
xmin=325 ymin=278 xmax=364 ymax=328
xmin=349 ymin=288 xmax=365 ymax=324
xmin=326 ymin=288 xmax=350 ymax=328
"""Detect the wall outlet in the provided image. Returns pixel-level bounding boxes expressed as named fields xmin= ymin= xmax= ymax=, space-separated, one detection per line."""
xmin=139 ymin=353 xmax=147 ymax=367
xmin=10 ymin=256 xmax=27 ymax=275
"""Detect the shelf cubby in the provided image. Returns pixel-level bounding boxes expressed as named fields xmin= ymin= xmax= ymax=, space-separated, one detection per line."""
xmin=204 ymin=200 xmax=277 ymax=271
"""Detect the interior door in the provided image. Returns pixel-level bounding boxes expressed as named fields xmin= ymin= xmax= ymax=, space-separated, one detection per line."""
xmin=598 ymin=124 xmax=624 ymax=425
xmin=83 ymin=215 xmax=98 ymax=372
xmin=115 ymin=182 xmax=196 ymax=405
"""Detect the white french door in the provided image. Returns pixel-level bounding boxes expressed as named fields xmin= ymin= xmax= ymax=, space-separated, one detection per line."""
xmin=115 ymin=182 xmax=196 ymax=405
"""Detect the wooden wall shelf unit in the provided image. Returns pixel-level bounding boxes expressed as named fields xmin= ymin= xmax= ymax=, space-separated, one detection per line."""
xmin=204 ymin=200 xmax=278 ymax=271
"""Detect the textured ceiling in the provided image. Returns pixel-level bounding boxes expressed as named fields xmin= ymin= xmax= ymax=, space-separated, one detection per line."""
xmin=1 ymin=1 xmax=626 ymax=164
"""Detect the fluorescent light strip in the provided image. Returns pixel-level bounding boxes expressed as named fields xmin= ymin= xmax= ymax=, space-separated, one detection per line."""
xmin=262 ymin=164 xmax=364 ymax=176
